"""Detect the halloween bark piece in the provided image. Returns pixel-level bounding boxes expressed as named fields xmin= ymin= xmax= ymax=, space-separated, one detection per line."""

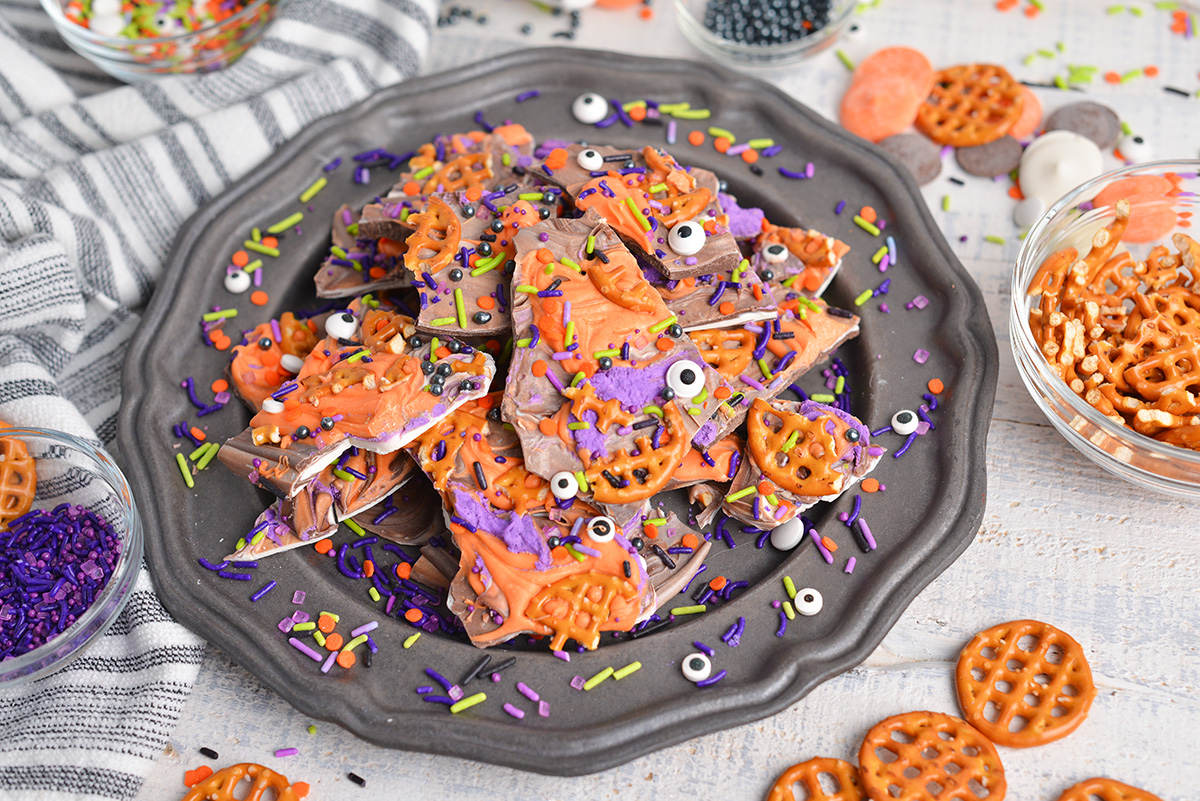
xmin=315 ymin=203 xmax=414 ymax=298
xmin=350 ymin=472 xmax=444 ymax=546
xmin=630 ymin=510 xmax=712 ymax=606
xmin=357 ymin=125 xmax=537 ymax=242
xmin=444 ymin=486 xmax=654 ymax=650
xmin=501 ymin=216 xmax=728 ymax=524
xmin=406 ymin=188 xmax=560 ymax=338
xmin=645 ymin=252 xmax=779 ymax=331
xmin=751 ymin=221 xmax=850 ymax=302
xmin=688 ymin=299 xmax=861 ymax=444
xmin=536 ymin=144 xmax=742 ymax=280
xmin=665 ymin=433 xmax=742 ymax=491
xmin=218 ymin=299 xmax=496 ymax=499
xmin=227 ymin=313 xmax=323 ymax=411
xmin=222 ymin=444 xmax=419 ymax=561
xmin=723 ymin=399 xmax=883 ymax=528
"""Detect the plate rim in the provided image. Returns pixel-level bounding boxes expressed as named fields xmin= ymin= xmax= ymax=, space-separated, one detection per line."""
xmin=117 ymin=46 xmax=998 ymax=775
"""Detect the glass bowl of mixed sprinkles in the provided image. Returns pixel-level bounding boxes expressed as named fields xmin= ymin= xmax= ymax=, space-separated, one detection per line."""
xmin=675 ymin=0 xmax=856 ymax=69
xmin=1011 ymin=159 xmax=1200 ymax=498
xmin=39 ymin=0 xmax=288 ymax=82
xmin=0 ymin=427 xmax=142 ymax=685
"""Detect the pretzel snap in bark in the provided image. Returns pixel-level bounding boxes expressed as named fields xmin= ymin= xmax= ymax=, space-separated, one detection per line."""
xmin=724 ymin=399 xmax=882 ymax=528
xmin=767 ymin=757 xmax=866 ymax=801
xmin=956 ymin=619 xmax=1095 ymax=747
xmin=858 ymin=711 xmax=1006 ymax=801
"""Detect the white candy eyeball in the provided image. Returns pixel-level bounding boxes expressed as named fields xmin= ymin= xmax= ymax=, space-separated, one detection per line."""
xmin=89 ymin=13 xmax=126 ymax=37
xmin=261 ymin=397 xmax=285 ymax=414
xmin=280 ymin=353 xmax=305 ymax=374
xmin=666 ymin=359 xmax=705 ymax=401
xmin=1119 ymin=133 xmax=1153 ymax=163
xmin=572 ymin=93 xmax=609 ymax=125
xmin=891 ymin=409 xmax=919 ymax=436
xmin=224 ymin=269 xmax=251 ymax=294
xmin=794 ymin=587 xmax=823 ymax=616
xmin=325 ymin=311 xmax=357 ymax=340
xmin=586 ymin=515 xmax=616 ymax=543
xmin=549 ymin=471 xmax=580 ymax=500
xmin=845 ymin=20 xmax=865 ymax=40
xmin=681 ymin=652 xmax=712 ymax=682
xmin=667 ymin=220 xmax=706 ymax=256
xmin=576 ymin=148 xmax=604 ymax=171
xmin=769 ymin=517 xmax=805 ymax=550
xmin=762 ymin=242 xmax=789 ymax=264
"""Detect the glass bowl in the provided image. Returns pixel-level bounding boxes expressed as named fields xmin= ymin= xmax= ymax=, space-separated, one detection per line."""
xmin=0 ymin=428 xmax=143 ymax=686
xmin=38 ymin=0 xmax=288 ymax=83
xmin=1011 ymin=159 xmax=1200 ymax=498
xmin=675 ymin=0 xmax=856 ymax=69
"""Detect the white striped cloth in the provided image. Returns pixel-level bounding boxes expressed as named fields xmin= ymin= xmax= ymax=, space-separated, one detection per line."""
xmin=0 ymin=0 xmax=434 ymax=797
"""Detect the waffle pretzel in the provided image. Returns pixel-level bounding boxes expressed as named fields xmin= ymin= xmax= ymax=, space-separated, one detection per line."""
xmin=583 ymin=402 xmax=688 ymax=503
xmin=1055 ymin=778 xmax=1164 ymax=801
xmin=916 ymin=64 xmax=1023 ymax=147
xmin=767 ymin=757 xmax=866 ymax=801
xmin=182 ymin=762 xmax=299 ymax=801
xmin=404 ymin=196 xmax=463 ymax=274
xmin=526 ymin=571 xmax=639 ymax=650
xmin=689 ymin=328 xmax=757 ymax=380
xmin=858 ymin=711 xmax=1006 ymax=801
xmin=746 ymin=398 xmax=847 ymax=497
xmin=0 ymin=430 xmax=37 ymax=529
xmin=420 ymin=151 xmax=493 ymax=196
xmin=956 ymin=619 xmax=1095 ymax=748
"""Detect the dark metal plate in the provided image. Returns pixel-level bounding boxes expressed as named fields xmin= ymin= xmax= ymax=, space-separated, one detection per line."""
xmin=118 ymin=47 xmax=997 ymax=775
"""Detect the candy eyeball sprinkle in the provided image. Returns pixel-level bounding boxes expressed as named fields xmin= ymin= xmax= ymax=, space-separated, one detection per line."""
xmin=279 ymin=353 xmax=305 ymax=374
xmin=666 ymin=359 xmax=705 ymax=400
xmin=794 ymin=588 xmax=823 ymax=616
xmin=891 ymin=409 xmax=919 ymax=436
xmin=325 ymin=312 xmax=357 ymax=340
xmin=845 ymin=20 xmax=865 ymax=39
xmin=763 ymin=242 xmax=789 ymax=264
xmin=667 ymin=220 xmax=706 ymax=256
xmin=586 ymin=515 xmax=616 ymax=543
xmin=576 ymin=148 xmax=604 ymax=171
xmin=261 ymin=398 xmax=285 ymax=414
xmin=1119 ymin=133 xmax=1153 ymax=163
xmin=572 ymin=93 xmax=609 ymax=125
xmin=224 ymin=269 xmax=251 ymax=294
xmin=549 ymin=471 xmax=580 ymax=500
xmin=681 ymin=652 xmax=712 ymax=683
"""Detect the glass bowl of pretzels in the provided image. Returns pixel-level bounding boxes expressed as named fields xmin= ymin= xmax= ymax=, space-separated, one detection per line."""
xmin=1011 ymin=159 xmax=1200 ymax=498
xmin=0 ymin=427 xmax=143 ymax=685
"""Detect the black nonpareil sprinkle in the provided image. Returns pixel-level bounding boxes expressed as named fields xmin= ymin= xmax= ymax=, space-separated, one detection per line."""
xmin=703 ymin=0 xmax=833 ymax=46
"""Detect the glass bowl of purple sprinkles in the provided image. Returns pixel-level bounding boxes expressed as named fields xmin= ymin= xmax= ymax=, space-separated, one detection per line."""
xmin=675 ymin=0 xmax=856 ymax=69
xmin=1011 ymin=159 xmax=1200 ymax=498
xmin=0 ymin=428 xmax=142 ymax=685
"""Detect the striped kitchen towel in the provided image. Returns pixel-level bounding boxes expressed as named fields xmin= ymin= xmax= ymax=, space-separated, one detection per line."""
xmin=0 ymin=0 xmax=433 ymax=798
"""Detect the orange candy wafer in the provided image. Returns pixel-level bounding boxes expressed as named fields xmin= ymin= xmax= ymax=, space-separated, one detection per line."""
xmin=840 ymin=74 xmax=923 ymax=144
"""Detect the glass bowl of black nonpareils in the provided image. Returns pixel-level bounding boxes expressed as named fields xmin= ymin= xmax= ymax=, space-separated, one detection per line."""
xmin=676 ymin=0 xmax=856 ymax=69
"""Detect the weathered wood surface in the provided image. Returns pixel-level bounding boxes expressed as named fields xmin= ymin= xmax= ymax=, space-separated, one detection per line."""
xmin=137 ymin=2 xmax=1199 ymax=797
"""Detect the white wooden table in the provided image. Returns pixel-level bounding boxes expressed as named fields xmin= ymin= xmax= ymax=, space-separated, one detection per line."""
xmin=137 ymin=2 xmax=1200 ymax=798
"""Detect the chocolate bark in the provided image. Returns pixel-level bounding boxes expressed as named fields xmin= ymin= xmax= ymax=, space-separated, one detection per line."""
xmin=751 ymin=222 xmax=849 ymax=302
